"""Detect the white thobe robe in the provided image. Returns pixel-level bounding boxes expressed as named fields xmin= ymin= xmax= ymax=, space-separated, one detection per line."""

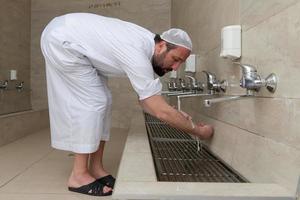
xmin=40 ymin=13 xmax=162 ymax=153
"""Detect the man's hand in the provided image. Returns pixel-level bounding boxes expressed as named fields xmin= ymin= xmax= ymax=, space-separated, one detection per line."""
xmin=193 ymin=123 xmax=214 ymax=139
xmin=178 ymin=110 xmax=192 ymax=120
xmin=140 ymin=95 xmax=214 ymax=140
xmin=179 ymin=110 xmax=214 ymax=140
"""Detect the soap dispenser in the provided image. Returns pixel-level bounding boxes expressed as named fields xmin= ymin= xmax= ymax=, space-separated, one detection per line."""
xmin=220 ymin=25 xmax=241 ymax=60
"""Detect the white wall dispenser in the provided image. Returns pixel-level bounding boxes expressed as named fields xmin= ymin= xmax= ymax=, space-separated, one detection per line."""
xmin=185 ymin=54 xmax=196 ymax=73
xmin=10 ymin=69 xmax=17 ymax=80
xmin=169 ymin=70 xmax=177 ymax=78
xmin=220 ymin=25 xmax=241 ymax=60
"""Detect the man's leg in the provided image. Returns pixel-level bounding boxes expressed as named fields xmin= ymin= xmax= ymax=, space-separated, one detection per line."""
xmin=68 ymin=153 xmax=111 ymax=193
xmin=89 ymin=79 xmax=112 ymax=180
xmin=89 ymin=141 xmax=109 ymax=179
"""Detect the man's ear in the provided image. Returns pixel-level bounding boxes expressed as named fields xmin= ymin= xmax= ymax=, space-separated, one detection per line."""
xmin=156 ymin=41 xmax=166 ymax=54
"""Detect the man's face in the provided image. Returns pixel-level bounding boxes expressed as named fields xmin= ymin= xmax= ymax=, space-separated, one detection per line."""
xmin=152 ymin=42 xmax=191 ymax=77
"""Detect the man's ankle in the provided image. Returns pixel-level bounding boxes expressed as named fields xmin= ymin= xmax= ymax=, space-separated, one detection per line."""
xmin=68 ymin=171 xmax=95 ymax=187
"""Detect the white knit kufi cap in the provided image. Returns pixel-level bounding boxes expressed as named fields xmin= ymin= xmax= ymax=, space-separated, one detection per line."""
xmin=160 ymin=28 xmax=192 ymax=51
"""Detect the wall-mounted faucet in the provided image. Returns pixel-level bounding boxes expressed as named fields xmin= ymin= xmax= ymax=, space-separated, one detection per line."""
xmin=16 ymin=81 xmax=24 ymax=91
xmin=203 ymin=63 xmax=277 ymax=107
xmin=236 ymin=63 xmax=277 ymax=93
xmin=185 ymin=75 xmax=204 ymax=92
xmin=178 ymin=78 xmax=187 ymax=91
xmin=163 ymin=78 xmax=191 ymax=95
xmin=164 ymin=75 xmax=203 ymax=95
xmin=166 ymin=79 xmax=178 ymax=91
xmin=167 ymin=81 xmax=173 ymax=91
xmin=0 ymin=80 xmax=8 ymax=90
xmin=172 ymin=79 xmax=178 ymax=91
xmin=202 ymin=71 xmax=227 ymax=94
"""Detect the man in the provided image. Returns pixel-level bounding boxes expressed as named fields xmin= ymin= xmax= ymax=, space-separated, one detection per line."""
xmin=41 ymin=13 xmax=213 ymax=196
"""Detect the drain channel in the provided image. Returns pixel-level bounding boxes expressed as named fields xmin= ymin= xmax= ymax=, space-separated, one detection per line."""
xmin=144 ymin=113 xmax=248 ymax=183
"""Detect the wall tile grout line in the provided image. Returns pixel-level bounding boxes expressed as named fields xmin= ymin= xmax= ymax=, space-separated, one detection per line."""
xmin=242 ymin=1 xmax=300 ymax=32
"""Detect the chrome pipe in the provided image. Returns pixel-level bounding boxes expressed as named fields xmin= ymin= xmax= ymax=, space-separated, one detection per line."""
xmin=161 ymin=91 xmax=186 ymax=95
xmin=167 ymin=91 xmax=195 ymax=97
xmin=203 ymin=95 xmax=253 ymax=107
xmin=177 ymin=93 xmax=213 ymax=111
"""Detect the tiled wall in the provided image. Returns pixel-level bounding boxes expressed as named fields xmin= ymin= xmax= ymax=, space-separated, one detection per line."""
xmin=171 ymin=0 xmax=300 ymax=194
xmin=0 ymin=1 xmax=50 ymax=147
xmin=31 ymin=0 xmax=171 ymax=129
xmin=0 ymin=0 xmax=31 ymax=115
xmin=0 ymin=110 xmax=49 ymax=147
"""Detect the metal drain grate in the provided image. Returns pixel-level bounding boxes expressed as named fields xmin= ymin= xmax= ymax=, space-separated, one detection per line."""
xmin=144 ymin=113 xmax=166 ymax=124
xmin=144 ymin=113 xmax=248 ymax=183
xmin=146 ymin=123 xmax=192 ymax=141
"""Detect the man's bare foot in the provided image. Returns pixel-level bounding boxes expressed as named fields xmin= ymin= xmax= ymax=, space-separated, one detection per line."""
xmin=90 ymin=167 xmax=110 ymax=180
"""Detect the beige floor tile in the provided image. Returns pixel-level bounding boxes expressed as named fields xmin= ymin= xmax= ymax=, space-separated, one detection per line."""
xmin=0 ymin=127 xmax=128 ymax=199
xmin=0 ymin=129 xmax=52 ymax=187
xmin=0 ymin=150 xmax=73 ymax=194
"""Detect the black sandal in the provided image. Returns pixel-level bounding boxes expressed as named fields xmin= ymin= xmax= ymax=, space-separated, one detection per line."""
xmin=68 ymin=180 xmax=112 ymax=196
xmin=97 ymin=175 xmax=116 ymax=189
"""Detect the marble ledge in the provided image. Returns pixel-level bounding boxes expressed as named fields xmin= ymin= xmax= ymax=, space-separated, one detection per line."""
xmin=113 ymin=182 xmax=294 ymax=200
xmin=112 ymin=110 xmax=295 ymax=200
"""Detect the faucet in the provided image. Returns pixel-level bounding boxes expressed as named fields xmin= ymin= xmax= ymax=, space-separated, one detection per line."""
xmin=203 ymin=63 xmax=277 ymax=107
xmin=172 ymin=79 xmax=178 ymax=91
xmin=166 ymin=78 xmax=178 ymax=92
xmin=178 ymin=78 xmax=187 ymax=91
xmin=162 ymin=78 xmax=192 ymax=95
xmin=185 ymin=75 xmax=204 ymax=92
xmin=202 ymin=71 xmax=227 ymax=94
xmin=16 ymin=81 xmax=24 ymax=91
xmin=236 ymin=63 xmax=277 ymax=93
xmin=167 ymin=81 xmax=174 ymax=91
xmin=167 ymin=78 xmax=194 ymax=96
xmin=0 ymin=80 xmax=8 ymax=90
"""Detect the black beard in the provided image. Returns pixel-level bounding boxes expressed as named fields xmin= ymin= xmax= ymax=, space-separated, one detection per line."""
xmin=151 ymin=58 xmax=166 ymax=77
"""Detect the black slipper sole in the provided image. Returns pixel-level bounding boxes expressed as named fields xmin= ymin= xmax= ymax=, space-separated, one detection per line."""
xmin=97 ymin=175 xmax=116 ymax=189
xmin=68 ymin=180 xmax=112 ymax=196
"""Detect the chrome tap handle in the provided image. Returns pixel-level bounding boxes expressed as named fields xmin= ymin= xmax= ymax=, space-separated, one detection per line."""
xmin=185 ymin=75 xmax=203 ymax=91
xmin=172 ymin=80 xmax=178 ymax=91
xmin=216 ymin=80 xmax=227 ymax=93
xmin=196 ymin=81 xmax=204 ymax=91
xmin=202 ymin=71 xmax=217 ymax=89
xmin=234 ymin=63 xmax=257 ymax=74
xmin=167 ymin=82 xmax=173 ymax=90
xmin=185 ymin=75 xmax=196 ymax=85
xmin=178 ymin=78 xmax=186 ymax=90
xmin=234 ymin=63 xmax=260 ymax=90
xmin=0 ymin=80 xmax=8 ymax=90
xmin=16 ymin=81 xmax=24 ymax=91
xmin=166 ymin=80 xmax=175 ymax=91
xmin=201 ymin=71 xmax=227 ymax=93
xmin=264 ymin=73 xmax=277 ymax=93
